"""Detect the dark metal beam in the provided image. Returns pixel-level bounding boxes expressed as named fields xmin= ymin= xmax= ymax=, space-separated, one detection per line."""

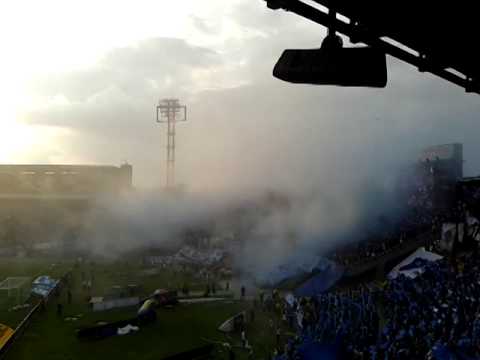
xmin=265 ymin=0 xmax=478 ymax=94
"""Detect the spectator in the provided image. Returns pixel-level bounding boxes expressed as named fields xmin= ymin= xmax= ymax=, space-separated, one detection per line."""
xmin=57 ymin=303 xmax=63 ymax=317
xmin=241 ymin=330 xmax=247 ymax=347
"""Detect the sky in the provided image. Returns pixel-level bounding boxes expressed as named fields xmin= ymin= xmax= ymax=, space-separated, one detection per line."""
xmin=1 ymin=0 xmax=480 ymax=191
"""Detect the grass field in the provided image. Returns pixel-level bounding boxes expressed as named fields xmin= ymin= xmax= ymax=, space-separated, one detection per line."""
xmin=0 ymin=258 xmax=72 ymax=329
xmin=7 ymin=300 xmax=249 ymax=360
xmin=2 ymin=258 xmax=279 ymax=360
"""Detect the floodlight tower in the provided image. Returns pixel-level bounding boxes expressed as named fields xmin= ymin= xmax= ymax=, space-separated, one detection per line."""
xmin=156 ymin=98 xmax=187 ymax=189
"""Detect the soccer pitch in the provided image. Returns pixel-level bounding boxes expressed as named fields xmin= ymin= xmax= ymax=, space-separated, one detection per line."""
xmin=2 ymin=258 xmax=276 ymax=360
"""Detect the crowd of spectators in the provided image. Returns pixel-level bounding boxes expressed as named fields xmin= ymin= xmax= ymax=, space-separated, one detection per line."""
xmin=329 ymin=174 xmax=445 ymax=267
xmin=272 ymin=177 xmax=480 ymax=358
xmin=375 ymin=255 xmax=480 ymax=359
xmin=271 ymin=165 xmax=480 ymax=359
xmin=330 ymin=212 xmax=434 ymax=267
xmin=331 ymin=236 xmax=401 ymax=267
xmin=273 ymin=285 xmax=379 ymax=359
xmin=274 ymin=253 xmax=480 ymax=359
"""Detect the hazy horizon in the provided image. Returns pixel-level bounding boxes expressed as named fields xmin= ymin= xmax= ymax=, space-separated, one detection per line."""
xmin=1 ymin=1 xmax=480 ymax=193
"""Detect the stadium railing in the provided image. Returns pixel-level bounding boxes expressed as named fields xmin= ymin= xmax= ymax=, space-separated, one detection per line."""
xmin=343 ymin=232 xmax=433 ymax=277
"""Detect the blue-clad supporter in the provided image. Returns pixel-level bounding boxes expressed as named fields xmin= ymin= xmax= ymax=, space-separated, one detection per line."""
xmin=276 ymin=252 xmax=480 ymax=359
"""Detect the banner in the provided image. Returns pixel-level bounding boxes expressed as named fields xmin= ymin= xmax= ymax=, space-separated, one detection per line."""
xmin=439 ymin=223 xmax=463 ymax=252
xmin=418 ymin=144 xmax=460 ymax=162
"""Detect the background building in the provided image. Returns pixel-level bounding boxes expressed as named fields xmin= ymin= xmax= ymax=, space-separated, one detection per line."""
xmin=0 ymin=163 xmax=132 ymax=195
xmin=418 ymin=144 xmax=463 ymax=210
xmin=0 ymin=163 xmax=133 ymax=255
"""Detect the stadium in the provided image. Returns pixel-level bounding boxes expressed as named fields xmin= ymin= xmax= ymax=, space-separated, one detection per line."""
xmin=2 ymin=1 xmax=480 ymax=360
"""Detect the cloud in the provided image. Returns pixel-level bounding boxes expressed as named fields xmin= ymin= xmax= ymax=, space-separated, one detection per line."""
xmin=189 ymin=15 xmax=220 ymax=35
xmin=18 ymin=4 xmax=479 ymax=190
xmin=29 ymin=37 xmax=220 ymax=103
xmin=22 ymin=19 xmax=480 ymax=189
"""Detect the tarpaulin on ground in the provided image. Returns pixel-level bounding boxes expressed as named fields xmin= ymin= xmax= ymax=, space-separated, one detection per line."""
xmin=388 ymin=247 xmax=442 ymax=280
xmin=218 ymin=311 xmax=246 ymax=333
xmin=294 ymin=263 xmax=344 ymax=297
xmin=77 ymin=317 xmax=139 ymax=340
xmin=117 ymin=324 xmax=139 ymax=335
xmin=31 ymin=276 xmax=58 ymax=297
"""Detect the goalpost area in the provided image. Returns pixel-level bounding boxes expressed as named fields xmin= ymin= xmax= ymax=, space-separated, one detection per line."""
xmin=0 ymin=277 xmax=31 ymax=307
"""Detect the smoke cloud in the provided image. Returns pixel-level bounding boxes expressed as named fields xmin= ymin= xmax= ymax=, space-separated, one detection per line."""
xmin=16 ymin=1 xmax=480 ymax=269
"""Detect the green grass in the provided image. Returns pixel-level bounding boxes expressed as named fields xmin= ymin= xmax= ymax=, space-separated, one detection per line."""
xmin=4 ymin=260 xmax=280 ymax=360
xmin=0 ymin=258 xmax=70 ymax=279
xmin=7 ymin=300 xmax=248 ymax=360
xmin=72 ymin=260 xmax=224 ymax=298
xmin=0 ymin=258 xmax=72 ymax=328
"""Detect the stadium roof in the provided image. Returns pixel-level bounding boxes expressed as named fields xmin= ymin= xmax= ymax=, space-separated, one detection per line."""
xmin=265 ymin=1 xmax=480 ymax=94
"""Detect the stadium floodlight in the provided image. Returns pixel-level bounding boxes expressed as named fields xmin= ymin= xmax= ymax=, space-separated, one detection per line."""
xmin=273 ymin=34 xmax=387 ymax=87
